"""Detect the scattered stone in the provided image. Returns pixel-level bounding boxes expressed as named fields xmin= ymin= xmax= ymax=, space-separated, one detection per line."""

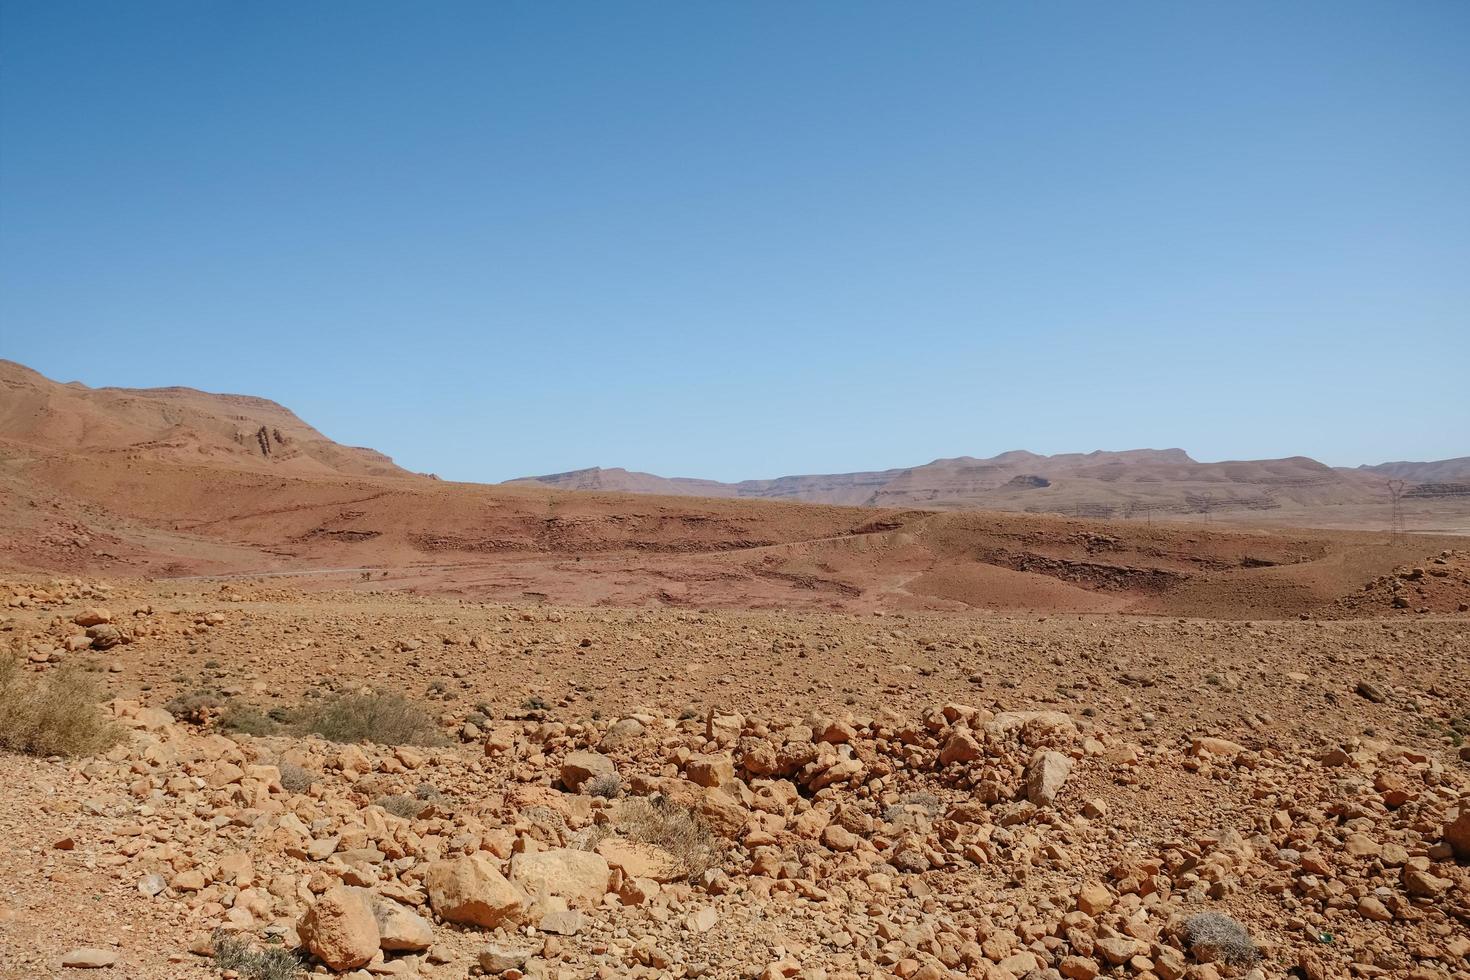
xmin=72 ymin=608 xmax=111 ymax=627
xmin=1025 ymin=750 xmax=1072 ymax=805
xmin=479 ymin=944 xmax=531 ymax=973
xmin=1356 ymin=679 xmax=1388 ymax=703
xmin=61 ymin=949 xmax=117 ymax=969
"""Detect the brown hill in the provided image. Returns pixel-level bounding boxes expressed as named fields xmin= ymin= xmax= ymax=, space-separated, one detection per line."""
xmin=0 ymin=359 xmax=408 ymax=478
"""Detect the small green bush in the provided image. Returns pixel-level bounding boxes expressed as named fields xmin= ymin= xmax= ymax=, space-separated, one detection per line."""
xmin=294 ymin=692 xmax=443 ymax=746
xmin=220 ymin=704 xmax=278 ymax=736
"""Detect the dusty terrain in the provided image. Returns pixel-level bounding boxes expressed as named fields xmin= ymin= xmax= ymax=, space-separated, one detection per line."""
xmin=1 ymin=360 xmax=1468 ymax=980
xmin=2 ymin=576 xmax=1468 ymax=980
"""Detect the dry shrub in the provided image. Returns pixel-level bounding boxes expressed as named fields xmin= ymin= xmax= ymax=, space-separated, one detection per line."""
xmin=584 ymin=771 xmax=624 ymax=799
xmin=277 ymin=762 xmax=316 ymax=794
xmin=220 ymin=704 xmax=278 ymax=736
xmin=164 ymin=689 xmax=222 ymax=725
xmin=294 ymin=692 xmax=443 ymax=746
xmin=212 ymin=930 xmax=301 ymax=980
xmin=373 ymin=794 xmax=428 ymax=820
xmin=604 ymin=796 xmax=722 ymax=882
xmin=0 ymin=657 xmax=123 ymax=757
xmin=1181 ymin=912 xmax=1260 ymax=966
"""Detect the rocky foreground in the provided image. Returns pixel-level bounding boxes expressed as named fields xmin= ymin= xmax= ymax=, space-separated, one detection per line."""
xmin=1 ymin=578 xmax=1468 ymax=980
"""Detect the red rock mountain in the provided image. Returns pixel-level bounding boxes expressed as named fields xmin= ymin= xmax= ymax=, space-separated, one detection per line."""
xmin=0 ymin=359 xmax=407 ymax=478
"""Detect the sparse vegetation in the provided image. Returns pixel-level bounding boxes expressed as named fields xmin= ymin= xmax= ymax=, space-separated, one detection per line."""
xmin=598 ymin=796 xmax=722 ymax=882
xmin=1181 ymin=912 xmax=1261 ymax=966
xmin=277 ymin=762 xmax=316 ymax=794
xmin=0 ymin=657 xmax=123 ymax=757
xmin=294 ymin=691 xmax=444 ymax=745
xmin=414 ymin=781 xmax=447 ymax=804
xmin=373 ymin=793 xmax=428 ymax=819
xmin=212 ymin=930 xmax=302 ymax=980
xmin=584 ymin=771 xmax=624 ymax=799
xmin=164 ymin=689 xmax=222 ymax=725
xmin=220 ymin=704 xmax=278 ymax=736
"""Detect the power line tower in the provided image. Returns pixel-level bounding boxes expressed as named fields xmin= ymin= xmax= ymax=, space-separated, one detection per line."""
xmin=1387 ymin=480 xmax=1407 ymax=547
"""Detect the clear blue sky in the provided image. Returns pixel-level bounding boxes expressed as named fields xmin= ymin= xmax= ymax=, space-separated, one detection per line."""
xmin=2 ymin=2 xmax=1466 ymax=481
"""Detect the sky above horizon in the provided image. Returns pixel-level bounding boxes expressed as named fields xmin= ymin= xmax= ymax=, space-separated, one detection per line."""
xmin=1 ymin=2 xmax=1466 ymax=482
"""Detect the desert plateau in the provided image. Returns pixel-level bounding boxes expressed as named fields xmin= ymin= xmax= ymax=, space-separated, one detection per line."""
xmin=0 ymin=360 xmax=1467 ymax=980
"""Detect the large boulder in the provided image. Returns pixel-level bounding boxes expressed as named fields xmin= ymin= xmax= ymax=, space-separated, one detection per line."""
xmin=86 ymin=624 xmax=128 ymax=650
xmin=1446 ymin=809 xmax=1470 ymax=860
xmin=510 ymin=848 xmax=612 ymax=908
xmin=594 ymin=838 xmax=683 ymax=883
xmin=424 ymin=854 xmax=527 ymax=928
xmin=1025 ymin=750 xmax=1073 ymax=806
xmin=985 ymin=710 xmax=1078 ymax=747
xmin=654 ymin=778 xmax=749 ymax=839
xmin=939 ymin=730 xmax=983 ymax=765
xmin=685 ymin=753 xmax=737 ymax=790
xmin=298 ymin=886 xmax=379 ymax=970
xmin=72 ymin=608 xmax=111 ymax=627
xmin=60 ymin=949 xmax=117 ymax=969
xmin=373 ymin=898 xmax=433 ymax=952
xmin=560 ymin=751 xmax=616 ymax=792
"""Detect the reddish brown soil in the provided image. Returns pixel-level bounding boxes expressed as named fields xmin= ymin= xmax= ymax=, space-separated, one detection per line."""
xmin=5 ymin=444 xmax=1468 ymax=621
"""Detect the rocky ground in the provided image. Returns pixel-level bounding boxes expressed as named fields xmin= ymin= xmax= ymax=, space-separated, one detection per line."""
xmin=1338 ymin=552 xmax=1470 ymax=617
xmin=2 ymin=576 xmax=1468 ymax=980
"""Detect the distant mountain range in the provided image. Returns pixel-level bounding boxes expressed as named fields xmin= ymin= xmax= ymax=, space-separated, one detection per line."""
xmin=1359 ymin=458 xmax=1470 ymax=483
xmin=508 ymin=449 xmax=1470 ymax=518
xmin=3 ymin=357 xmax=1463 ymax=523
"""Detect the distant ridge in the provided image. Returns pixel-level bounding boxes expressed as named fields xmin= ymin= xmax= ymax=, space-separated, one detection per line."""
xmin=509 ymin=448 xmax=1466 ymax=517
xmin=1360 ymin=457 xmax=1470 ymax=483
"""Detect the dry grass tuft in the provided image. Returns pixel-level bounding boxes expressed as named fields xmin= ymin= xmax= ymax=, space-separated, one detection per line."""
xmin=596 ymin=796 xmax=722 ymax=882
xmin=584 ymin=771 xmax=624 ymax=799
xmin=373 ymin=793 xmax=428 ymax=819
xmin=277 ymin=762 xmax=316 ymax=794
xmin=0 ymin=657 xmax=123 ymax=757
xmin=219 ymin=704 xmax=278 ymax=736
xmin=1181 ymin=912 xmax=1261 ymax=966
xmin=294 ymin=692 xmax=443 ymax=746
xmin=212 ymin=930 xmax=302 ymax=980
